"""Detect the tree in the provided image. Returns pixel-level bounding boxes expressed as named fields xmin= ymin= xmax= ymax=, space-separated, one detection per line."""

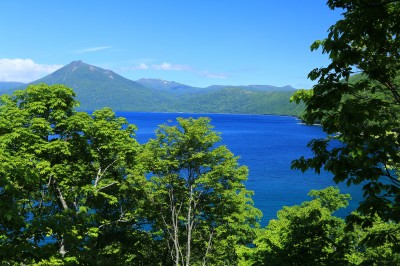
xmin=251 ymin=187 xmax=400 ymax=265
xmin=291 ymin=0 xmax=400 ymax=225
xmin=0 ymin=84 xmax=150 ymax=264
xmin=251 ymin=187 xmax=351 ymax=265
xmin=140 ymin=117 xmax=261 ymax=265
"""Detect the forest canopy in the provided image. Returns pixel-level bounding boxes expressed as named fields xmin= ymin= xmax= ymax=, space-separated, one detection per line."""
xmin=0 ymin=83 xmax=260 ymax=265
xmin=290 ymin=0 xmax=400 ymax=264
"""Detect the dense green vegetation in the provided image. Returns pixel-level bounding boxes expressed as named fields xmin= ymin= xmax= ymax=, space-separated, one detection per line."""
xmin=290 ymin=0 xmax=400 ymax=264
xmin=2 ymin=0 xmax=400 ymax=264
xmin=1 ymin=83 xmax=399 ymax=265
xmin=0 ymin=84 xmax=261 ymax=264
xmin=175 ymin=88 xmax=304 ymax=115
xmin=251 ymin=187 xmax=400 ymax=265
xmin=291 ymin=0 xmax=400 ymax=225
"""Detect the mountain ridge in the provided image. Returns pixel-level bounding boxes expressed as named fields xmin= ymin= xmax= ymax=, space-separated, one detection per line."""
xmin=135 ymin=78 xmax=296 ymax=93
xmin=2 ymin=61 xmax=303 ymax=115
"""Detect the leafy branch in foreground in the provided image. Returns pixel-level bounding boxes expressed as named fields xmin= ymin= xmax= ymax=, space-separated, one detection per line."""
xmin=0 ymin=84 xmax=262 ymax=265
xmin=0 ymin=84 xmax=149 ymax=264
xmin=251 ymin=187 xmax=400 ymax=265
xmin=291 ymin=0 xmax=400 ymax=225
xmin=140 ymin=117 xmax=262 ymax=265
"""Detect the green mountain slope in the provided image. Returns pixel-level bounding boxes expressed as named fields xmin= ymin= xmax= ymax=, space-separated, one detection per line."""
xmin=0 ymin=81 xmax=25 ymax=90
xmin=136 ymin=78 xmax=203 ymax=95
xmin=0 ymin=82 xmax=26 ymax=94
xmin=8 ymin=61 xmax=302 ymax=115
xmin=174 ymin=88 xmax=304 ymax=115
xmin=206 ymin=84 xmax=296 ymax=92
xmin=31 ymin=61 xmax=172 ymax=111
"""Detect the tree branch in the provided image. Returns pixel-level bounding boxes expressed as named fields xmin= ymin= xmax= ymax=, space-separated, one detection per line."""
xmin=94 ymin=159 xmax=118 ymax=188
xmin=96 ymin=181 xmax=118 ymax=192
xmin=203 ymin=229 xmax=214 ymax=266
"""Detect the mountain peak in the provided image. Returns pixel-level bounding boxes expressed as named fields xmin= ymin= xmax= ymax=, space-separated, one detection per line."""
xmin=136 ymin=78 xmax=195 ymax=92
xmin=59 ymin=60 xmax=118 ymax=76
xmin=71 ymin=60 xmax=83 ymax=64
xmin=9 ymin=61 xmax=301 ymax=115
xmin=30 ymin=60 xmax=144 ymax=89
xmin=69 ymin=60 xmax=86 ymax=68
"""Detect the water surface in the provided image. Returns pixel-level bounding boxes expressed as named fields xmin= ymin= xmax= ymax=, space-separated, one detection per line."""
xmin=119 ymin=112 xmax=363 ymax=226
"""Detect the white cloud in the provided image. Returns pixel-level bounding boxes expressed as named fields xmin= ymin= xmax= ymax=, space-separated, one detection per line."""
xmin=121 ymin=61 xmax=229 ymax=80
xmin=121 ymin=62 xmax=192 ymax=72
xmin=74 ymin=46 xmax=111 ymax=54
xmin=0 ymin=58 xmax=63 ymax=83
xmin=151 ymin=62 xmax=191 ymax=71
xmin=120 ymin=63 xmax=150 ymax=71
xmin=200 ymin=71 xmax=229 ymax=79
xmin=135 ymin=63 xmax=150 ymax=70
xmin=132 ymin=63 xmax=150 ymax=70
xmin=130 ymin=58 xmax=156 ymax=64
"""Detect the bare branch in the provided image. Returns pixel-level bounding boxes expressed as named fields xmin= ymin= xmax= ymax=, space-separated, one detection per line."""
xmin=96 ymin=181 xmax=118 ymax=192
xmin=203 ymin=229 xmax=214 ymax=266
xmin=94 ymin=159 xmax=118 ymax=188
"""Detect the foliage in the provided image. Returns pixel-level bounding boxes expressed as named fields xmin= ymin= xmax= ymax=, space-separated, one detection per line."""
xmin=0 ymin=83 xmax=150 ymax=264
xmin=290 ymin=0 xmax=400 ymax=264
xmin=251 ymin=187 xmax=400 ymax=265
xmin=291 ymin=0 xmax=400 ymax=225
xmin=251 ymin=187 xmax=350 ymax=265
xmin=140 ymin=117 xmax=262 ymax=265
xmin=0 ymin=84 xmax=263 ymax=264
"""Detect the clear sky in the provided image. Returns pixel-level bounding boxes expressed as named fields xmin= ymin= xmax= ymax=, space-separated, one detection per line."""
xmin=0 ymin=0 xmax=342 ymax=88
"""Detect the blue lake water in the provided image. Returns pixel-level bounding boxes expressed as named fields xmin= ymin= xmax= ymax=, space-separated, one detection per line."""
xmin=118 ymin=112 xmax=364 ymax=226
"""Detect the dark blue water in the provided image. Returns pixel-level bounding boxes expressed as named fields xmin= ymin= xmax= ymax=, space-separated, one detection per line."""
xmin=119 ymin=112 xmax=363 ymax=226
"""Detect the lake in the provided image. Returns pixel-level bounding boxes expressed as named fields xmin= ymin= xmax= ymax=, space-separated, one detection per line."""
xmin=118 ymin=112 xmax=364 ymax=226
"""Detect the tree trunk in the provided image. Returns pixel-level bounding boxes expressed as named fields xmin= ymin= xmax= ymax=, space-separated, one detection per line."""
xmin=185 ymin=185 xmax=193 ymax=266
xmin=53 ymin=178 xmax=68 ymax=257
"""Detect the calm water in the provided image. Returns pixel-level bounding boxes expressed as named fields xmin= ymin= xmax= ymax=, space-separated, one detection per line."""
xmin=118 ymin=112 xmax=363 ymax=226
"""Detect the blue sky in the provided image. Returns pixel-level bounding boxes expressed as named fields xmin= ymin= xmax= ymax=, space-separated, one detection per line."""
xmin=0 ymin=1 xmax=342 ymax=88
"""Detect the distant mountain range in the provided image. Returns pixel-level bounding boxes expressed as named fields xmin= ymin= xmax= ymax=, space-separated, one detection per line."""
xmin=0 ymin=61 xmax=304 ymax=115
xmin=135 ymin=78 xmax=296 ymax=94
xmin=0 ymin=82 xmax=25 ymax=91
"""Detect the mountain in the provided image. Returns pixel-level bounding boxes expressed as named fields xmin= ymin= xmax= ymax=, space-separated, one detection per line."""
xmin=3 ymin=61 xmax=303 ymax=115
xmin=136 ymin=78 xmax=194 ymax=91
xmin=136 ymin=79 xmax=296 ymax=95
xmin=136 ymin=78 xmax=220 ymax=95
xmin=175 ymin=88 xmax=304 ymax=115
xmin=0 ymin=82 xmax=26 ymax=94
xmin=206 ymin=84 xmax=296 ymax=92
xmin=30 ymin=61 xmax=172 ymax=111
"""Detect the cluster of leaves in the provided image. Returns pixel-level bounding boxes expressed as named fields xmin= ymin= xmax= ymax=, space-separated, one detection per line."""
xmin=0 ymin=84 xmax=261 ymax=265
xmin=291 ymin=0 xmax=400 ymax=221
xmin=2 ymin=83 xmax=400 ymax=265
xmin=249 ymin=187 xmax=400 ymax=265
xmin=140 ymin=117 xmax=261 ymax=265
xmin=288 ymin=0 xmax=400 ymax=264
xmin=0 ymin=83 xmax=152 ymax=264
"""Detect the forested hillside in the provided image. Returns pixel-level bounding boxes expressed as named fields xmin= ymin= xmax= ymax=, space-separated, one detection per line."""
xmin=15 ymin=60 xmax=304 ymax=116
xmin=175 ymin=88 xmax=304 ymax=115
